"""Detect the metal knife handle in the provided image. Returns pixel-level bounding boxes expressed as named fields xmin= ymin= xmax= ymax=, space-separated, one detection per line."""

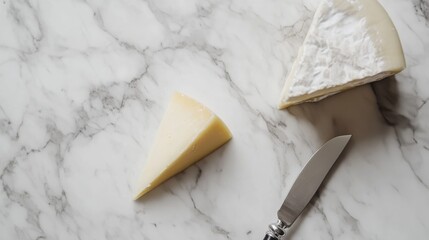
xmin=263 ymin=234 xmax=279 ymax=240
xmin=263 ymin=219 xmax=288 ymax=240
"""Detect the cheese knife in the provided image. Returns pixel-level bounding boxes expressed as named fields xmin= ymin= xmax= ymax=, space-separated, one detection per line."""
xmin=263 ymin=135 xmax=351 ymax=240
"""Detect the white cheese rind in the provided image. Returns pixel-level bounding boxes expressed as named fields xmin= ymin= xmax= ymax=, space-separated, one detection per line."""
xmin=279 ymin=0 xmax=405 ymax=109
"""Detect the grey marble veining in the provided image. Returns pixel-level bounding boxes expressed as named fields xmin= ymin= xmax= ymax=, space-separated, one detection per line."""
xmin=1 ymin=0 xmax=429 ymax=239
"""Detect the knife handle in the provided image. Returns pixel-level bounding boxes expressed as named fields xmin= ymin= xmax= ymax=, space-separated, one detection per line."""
xmin=263 ymin=234 xmax=280 ymax=240
xmin=263 ymin=219 xmax=288 ymax=240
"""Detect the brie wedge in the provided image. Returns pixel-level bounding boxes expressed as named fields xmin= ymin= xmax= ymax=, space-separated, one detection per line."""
xmin=279 ymin=0 xmax=405 ymax=109
xmin=134 ymin=92 xmax=232 ymax=200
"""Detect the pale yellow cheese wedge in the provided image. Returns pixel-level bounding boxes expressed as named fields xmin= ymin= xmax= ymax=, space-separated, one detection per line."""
xmin=134 ymin=92 xmax=232 ymax=200
xmin=279 ymin=0 xmax=406 ymax=109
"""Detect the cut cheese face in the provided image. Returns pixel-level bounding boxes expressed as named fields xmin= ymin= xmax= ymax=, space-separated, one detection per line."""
xmin=134 ymin=92 xmax=232 ymax=200
xmin=278 ymin=0 xmax=406 ymax=109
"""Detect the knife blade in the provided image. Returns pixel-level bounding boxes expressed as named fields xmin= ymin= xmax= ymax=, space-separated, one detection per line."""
xmin=263 ymin=135 xmax=351 ymax=240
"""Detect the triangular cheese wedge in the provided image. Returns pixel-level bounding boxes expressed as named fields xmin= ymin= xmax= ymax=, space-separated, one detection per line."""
xmin=279 ymin=0 xmax=405 ymax=109
xmin=134 ymin=92 xmax=232 ymax=200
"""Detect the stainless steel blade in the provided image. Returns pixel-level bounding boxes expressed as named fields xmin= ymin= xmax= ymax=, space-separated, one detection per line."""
xmin=277 ymin=135 xmax=351 ymax=226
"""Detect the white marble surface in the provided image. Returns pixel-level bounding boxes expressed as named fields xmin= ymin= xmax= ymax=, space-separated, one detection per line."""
xmin=1 ymin=0 xmax=429 ymax=239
